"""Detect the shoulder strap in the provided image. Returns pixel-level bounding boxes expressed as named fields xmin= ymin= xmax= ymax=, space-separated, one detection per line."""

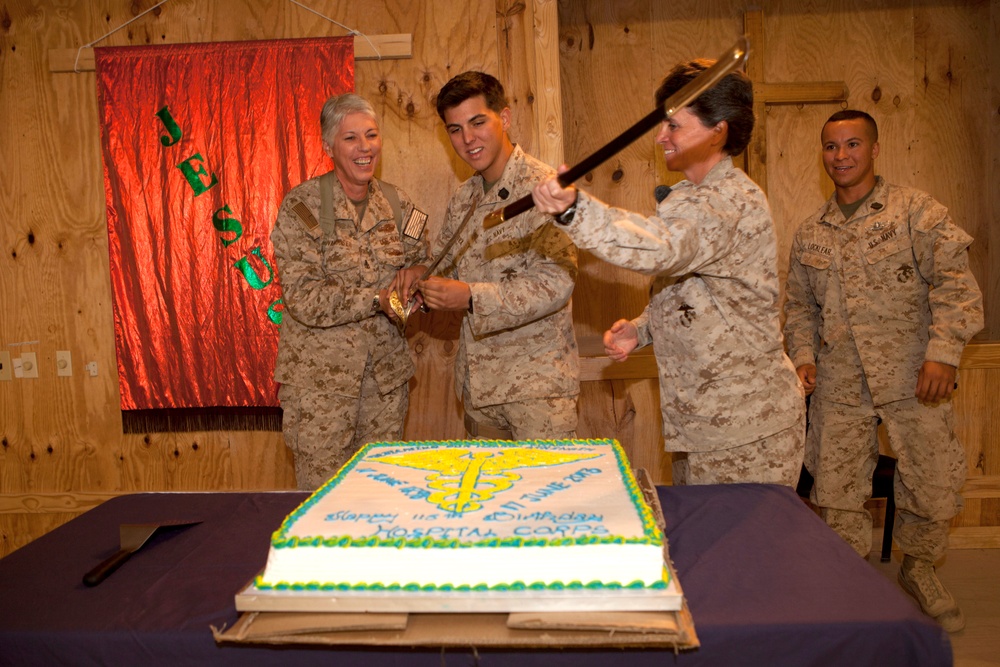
xmin=377 ymin=178 xmax=404 ymax=234
xmin=319 ymin=171 xmax=337 ymax=235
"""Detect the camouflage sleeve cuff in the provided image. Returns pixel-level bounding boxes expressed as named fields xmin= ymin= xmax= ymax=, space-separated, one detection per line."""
xmin=554 ymin=191 xmax=594 ymax=238
xmin=791 ymin=351 xmax=817 ymax=369
xmin=555 ymin=198 xmax=578 ymax=225
xmin=924 ymin=339 xmax=965 ymax=368
xmin=632 ymin=309 xmax=652 ymax=348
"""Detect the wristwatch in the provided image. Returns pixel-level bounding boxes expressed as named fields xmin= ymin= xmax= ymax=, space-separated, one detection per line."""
xmin=556 ymin=202 xmax=577 ymax=226
xmin=372 ymin=294 xmax=381 ymax=312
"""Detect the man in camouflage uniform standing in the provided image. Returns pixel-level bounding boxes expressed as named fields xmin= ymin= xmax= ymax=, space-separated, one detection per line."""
xmin=783 ymin=110 xmax=983 ymax=632
xmin=532 ymin=60 xmax=804 ymax=486
xmin=272 ymin=94 xmax=428 ymax=489
xmin=407 ymin=71 xmax=579 ymax=439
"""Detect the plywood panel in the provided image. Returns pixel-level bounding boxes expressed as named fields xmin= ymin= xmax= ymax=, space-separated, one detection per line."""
xmin=911 ymin=1 xmax=992 ymax=340
xmin=557 ymin=0 xmax=660 ymax=338
xmin=949 ymin=343 xmax=1000 ymax=533
xmin=496 ymin=0 xmax=542 ymax=160
xmin=577 ymin=378 xmax=668 ymax=485
xmin=991 ymin=0 xmax=1000 ymax=341
xmin=403 ymin=314 xmax=466 ymax=441
xmin=123 ymin=431 xmax=236 ymax=491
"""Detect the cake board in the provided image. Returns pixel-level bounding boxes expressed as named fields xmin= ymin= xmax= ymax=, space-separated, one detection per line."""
xmin=215 ymin=470 xmax=698 ymax=650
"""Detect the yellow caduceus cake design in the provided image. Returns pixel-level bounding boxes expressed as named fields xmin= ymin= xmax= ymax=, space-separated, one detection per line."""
xmin=370 ymin=447 xmax=602 ymax=514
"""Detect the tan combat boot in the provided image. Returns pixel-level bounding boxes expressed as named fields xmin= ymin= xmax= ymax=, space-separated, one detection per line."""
xmin=897 ymin=555 xmax=966 ymax=633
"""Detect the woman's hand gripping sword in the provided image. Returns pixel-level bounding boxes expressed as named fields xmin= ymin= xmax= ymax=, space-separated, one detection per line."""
xmin=386 ymin=202 xmax=481 ymax=330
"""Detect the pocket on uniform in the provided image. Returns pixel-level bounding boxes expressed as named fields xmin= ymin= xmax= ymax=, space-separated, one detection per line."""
xmin=324 ymin=222 xmax=360 ymax=266
xmin=862 ymin=226 xmax=910 ymax=264
xmin=371 ymin=229 xmax=407 ymax=268
xmin=800 ymin=251 xmax=831 ymax=271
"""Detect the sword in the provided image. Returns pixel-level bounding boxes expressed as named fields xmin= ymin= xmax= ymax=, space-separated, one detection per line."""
xmin=386 ymin=200 xmax=481 ymax=327
xmin=482 ymin=36 xmax=750 ymax=229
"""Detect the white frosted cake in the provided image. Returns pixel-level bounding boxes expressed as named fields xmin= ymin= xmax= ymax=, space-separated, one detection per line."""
xmin=256 ymin=439 xmax=668 ymax=592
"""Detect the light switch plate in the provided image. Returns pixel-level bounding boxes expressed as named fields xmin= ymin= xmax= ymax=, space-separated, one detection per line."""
xmin=20 ymin=352 xmax=39 ymax=379
xmin=56 ymin=350 xmax=73 ymax=377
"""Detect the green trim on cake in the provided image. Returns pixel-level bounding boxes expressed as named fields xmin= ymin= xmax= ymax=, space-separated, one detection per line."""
xmin=254 ymin=574 xmax=669 ymax=592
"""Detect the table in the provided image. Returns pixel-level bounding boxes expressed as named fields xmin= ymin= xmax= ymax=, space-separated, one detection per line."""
xmin=0 ymin=484 xmax=952 ymax=666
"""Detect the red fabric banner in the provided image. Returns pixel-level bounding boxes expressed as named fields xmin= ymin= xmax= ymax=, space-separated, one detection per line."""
xmin=95 ymin=38 xmax=352 ymax=415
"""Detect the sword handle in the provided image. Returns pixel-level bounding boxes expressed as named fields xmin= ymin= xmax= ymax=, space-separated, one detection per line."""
xmin=483 ymin=105 xmax=665 ymax=230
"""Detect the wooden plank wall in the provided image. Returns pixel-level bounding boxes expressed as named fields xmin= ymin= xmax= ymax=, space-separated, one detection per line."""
xmin=1 ymin=0 xmax=997 ymax=558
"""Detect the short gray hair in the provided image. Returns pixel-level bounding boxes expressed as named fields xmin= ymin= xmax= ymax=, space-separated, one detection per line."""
xmin=320 ymin=94 xmax=378 ymax=144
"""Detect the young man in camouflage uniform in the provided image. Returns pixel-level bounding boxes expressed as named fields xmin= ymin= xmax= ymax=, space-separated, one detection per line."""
xmin=532 ymin=60 xmax=805 ymax=486
xmin=783 ymin=110 xmax=983 ymax=632
xmin=271 ymin=94 xmax=428 ymax=489
xmin=408 ymin=71 xmax=579 ymax=439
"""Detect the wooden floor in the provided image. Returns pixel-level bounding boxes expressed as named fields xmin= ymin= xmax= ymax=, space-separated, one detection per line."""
xmin=868 ymin=540 xmax=1000 ymax=666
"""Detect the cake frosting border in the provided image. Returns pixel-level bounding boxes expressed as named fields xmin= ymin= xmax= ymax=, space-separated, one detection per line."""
xmin=255 ymin=438 xmax=668 ymax=592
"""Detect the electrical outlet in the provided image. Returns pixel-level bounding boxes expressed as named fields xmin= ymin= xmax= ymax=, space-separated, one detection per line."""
xmin=85 ymin=361 xmax=99 ymax=377
xmin=56 ymin=350 xmax=73 ymax=377
xmin=20 ymin=352 xmax=39 ymax=379
xmin=0 ymin=351 xmax=11 ymax=381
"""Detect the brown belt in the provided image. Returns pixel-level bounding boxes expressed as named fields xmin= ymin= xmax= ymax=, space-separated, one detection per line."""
xmin=464 ymin=413 xmax=513 ymax=440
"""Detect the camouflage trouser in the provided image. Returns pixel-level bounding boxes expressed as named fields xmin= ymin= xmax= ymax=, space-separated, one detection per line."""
xmin=671 ymin=406 xmax=805 ymax=486
xmin=806 ymin=391 xmax=966 ymax=560
xmin=279 ymin=373 xmax=408 ymax=491
xmin=462 ymin=386 xmax=578 ymax=440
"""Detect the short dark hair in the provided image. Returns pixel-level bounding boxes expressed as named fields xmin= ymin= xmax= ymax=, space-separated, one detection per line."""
xmin=824 ymin=109 xmax=878 ymax=142
xmin=435 ymin=71 xmax=509 ymax=120
xmin=654 ymin=59 xmax=754 ymax=156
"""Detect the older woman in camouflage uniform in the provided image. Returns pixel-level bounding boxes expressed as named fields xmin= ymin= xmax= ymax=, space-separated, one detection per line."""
xmin=271 ymin=94 xmax=428 ymax=489
xmin=532 ymin=60 xmax=805 ymax=486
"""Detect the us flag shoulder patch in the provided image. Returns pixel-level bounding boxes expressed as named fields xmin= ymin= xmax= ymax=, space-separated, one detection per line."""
xmin=403 ymin=208 xmax=428 ymax=240
xmin=291 ymin=201 xmax=319 ymax=231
